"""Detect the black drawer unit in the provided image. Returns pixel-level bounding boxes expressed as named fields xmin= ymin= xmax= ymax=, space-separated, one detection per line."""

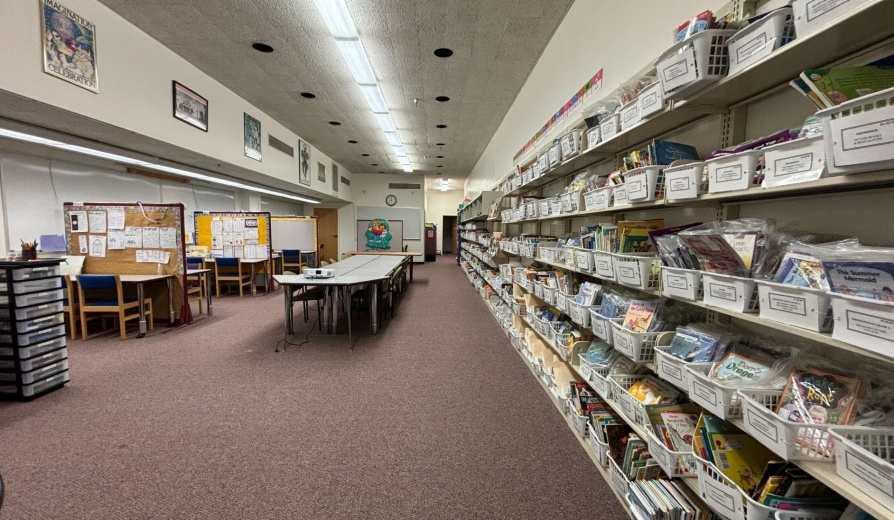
xmin=0 ymin=260 xmax=68 ymax=400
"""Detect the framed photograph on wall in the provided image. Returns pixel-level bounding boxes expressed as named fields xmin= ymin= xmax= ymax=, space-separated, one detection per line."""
xmin=244 ymin=113 xmax=261 ymax=161
xmin=298 ymin=140 xmax=310 ymax=186
xmin=317 ymin=162 xmax=326 ymax=182
xmin=332 ymin=163 xmax=339 ymax=193
xmin=172 ymin=81 xmax=208 ymax=131
xmin=41 ymin=0 xmax=98 ymax=93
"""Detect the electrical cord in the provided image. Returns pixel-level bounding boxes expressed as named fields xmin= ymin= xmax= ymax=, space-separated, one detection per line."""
xmin=275 ymin=299 xmax=321 ymax=352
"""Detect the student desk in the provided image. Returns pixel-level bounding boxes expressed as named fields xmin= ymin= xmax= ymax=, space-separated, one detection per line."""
xmin=187 ymin=268 xmax=213 ymax=316
xmin=71 ymin=273 xmax=175 ymax=338
xmin=347 ymin=251 xmax=421 ymax=281
xmin=203 ymin=257 xmax=270 ymax=297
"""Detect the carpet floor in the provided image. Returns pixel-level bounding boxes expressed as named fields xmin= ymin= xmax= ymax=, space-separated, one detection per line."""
xmin=0 ymin=259 xmax=628 ymax=519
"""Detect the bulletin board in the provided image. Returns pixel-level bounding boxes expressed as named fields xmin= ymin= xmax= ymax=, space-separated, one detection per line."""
xmin=357 ymin=219 xmax=404 ymax=252
xmin=193 ymin=211 xmax=273 ymax=291
xmin=63 ymin=202 xmax=191 ymax=325
xmin=270 ymin=216 xmax=317 ymax=253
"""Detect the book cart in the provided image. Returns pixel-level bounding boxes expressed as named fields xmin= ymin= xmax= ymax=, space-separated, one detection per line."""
xmin=459 ymin=1 xmax=894 ymax=518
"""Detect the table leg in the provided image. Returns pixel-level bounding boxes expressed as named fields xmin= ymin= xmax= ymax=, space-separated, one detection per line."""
xmin=370 ymin=282 xmax=379 ymax=335
xmin=137 ymin=282 xmax=147 ymax=338
xmin=250 ymin=263 xmax=257 ymax=297
xmin=166 ymin=277 xmax=175 ymax=326
xmin=205 ymin=274 xmax=213 ymax=316
xmin=322 ymin=286 xmax=332 ymax=333
xmin=410 ymin=259 xmax=414 ymax=282
xmin=331 ymin=285 xmax=338 ymax=334
xmin=344 ymin=287 xmax=353 ymax=348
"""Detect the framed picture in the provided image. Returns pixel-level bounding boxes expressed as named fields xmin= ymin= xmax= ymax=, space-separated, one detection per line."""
xmin=172 ymin=81 xmax=208 ymax=131
xmin=298 ymin=140 xmax=310 ymax=186
xmin=41 ymin=0 xmax=98 ymax=93
xmin=332 ymin=163 xmax=339 ymax=193
xmin=244 ymin=113 xmax=261 ymax=161
xmin=317 ymin=162 xmax=326 ymax=182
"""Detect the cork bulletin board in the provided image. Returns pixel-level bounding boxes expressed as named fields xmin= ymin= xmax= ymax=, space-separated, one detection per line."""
xmin=194 ymin=211 xmax=274 ymax=291
xmin=63 ymin=202 xmax=191 ymax=324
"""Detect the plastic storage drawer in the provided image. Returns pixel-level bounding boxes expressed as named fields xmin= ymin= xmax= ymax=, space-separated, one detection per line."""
xmin=0 ymin=264 xmax=61 ymax=282
xmin=0 ymin=300 xmax=64 ymax=321
xmin=3 ymin=289 xmax=64 ymax=308
xmin=0 ymin=347 xmax=67 ymax=372
xmin=0 ymin=359 xmax=68 ymax=384
xmin=0 ymin=324 xmax=66 ymax=346
xmin=0 ymin=334 xmax=66 ymax=358
xmin=0 ymin=312 xmax=64 ymax=334
xmin=0 ymin=276 xmax=62 ymax=295
xmin=0 ymin=369 xmax=69 ymax=397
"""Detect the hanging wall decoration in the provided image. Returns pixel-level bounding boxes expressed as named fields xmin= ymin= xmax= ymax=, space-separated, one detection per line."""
xmin=244 ymin=113 xmax=261 ymax=161
xmin=298 ymin=140 xmax=311 ymax=186
xmin=317 ymin=161 xmax=326 ymax=182
xmin=332 ymin=163 xmax=339 ymax=192
xmin=172 ymin=81 xmax=208 ymax=131
xmin=41 ymin=0 xmax=98 ymax=93
xmin=365 ymin=218 xmax=392 ymax=250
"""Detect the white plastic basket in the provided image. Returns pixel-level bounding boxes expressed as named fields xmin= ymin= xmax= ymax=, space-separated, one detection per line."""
xmin=829 ymin=426 xmax=894 ymax=513
xmin=792 ymin=0 xmax=871 ymax=38
xmin=561 ymin=190 xmax=583 ymax=214
xmin=663 ymin=162 xmax=707 ymax=201
xmin=654 ymin=344 xmax=693 ymax=391
xmin=656 ymin=29 xmax=738 ymax=100
xmin=686 ymin=363 xmax=743 ymax=420
xmin=587 ymin=423 xmax=610 ymax=467
xmin=762 ymin=135 xmax=826 ymax=187
xmin=549 ymin=199 xmax=563 ymax=216
xmin=583 ymin=185 xmax=612 ymax=212
xmin=638 ymin=81 xmax=666 ymax=119
xmin=738 ymin=388 xmax=835 ymax=462
xmin=533 ymin=280 xmax=544 ymax=299
xmin=567 ymin=301 xmax=598 ymax=328
xmin=610 ymin=374 xmax=649 ymax=427
xmin=538 ymin=153 xmax=549 ymax=174
xmin=818 ymin=86 xmax=894 ymax=175
xmin=623 ymin=165 xmax=666 ymax=202
xmin=585 ymin=126 xmax=601 ymax=151
xmin=607 ymin=456 xmax=630 ymax=497
xmin=702 ymin=272 xmax=760 ymax=313
xmin=829 ymin=293 xmax=894 ymax=357
xmin=539 ymin=247 xmax=557 ymax=263
xmin=589 ymin=371 xmax=614 ymax=399
xmin=646 ymin=431 xmax=697 ymax=478
xmin=541 ymin=286 xmax=556 ymax=305
xmin=612 ymin=253 xmax=660 ymax=291
xmin=620 ymin=100 xmax=641 ymax=131
xmin=560 ymin=130 xmax=582 ymax=160
xmin=707 ymin=149 xmax=760 ymax=193
xmin=593 ymin=251 xmax=616 ymax=281
xmin=538 ymin=200 xmax=551 ymax=217
xmin=773 ymin=511 xmax=842 ymax=520
xmin=570 ymin=407 xmax=589 ymax=438
xmin=548 ymin=142 xmax=562 ymax=168
xmin=575 ymin=248 xmax=593 ymax=272
xmin=612 ymin=184 xmax=629 ymax=206
xmin=727 ymin=6 xmax=795 ymax=75
xmin=609 ymin=321 xmax=667 ymax=364
xmin=600 ymin=114 xmax=621 ymax=141
xmin=661 ymin=266 xmax=704 ymax=300
xmin=555 ymin=291 xmax=572 ymax=314
xmin=588 ymin=309 xmax=621 ymax=343
xmin=695 ymin=454 xmax=784 ymax=520
xmin=756 ymin=281 xmax=833 ymax=332
xmin=525 ymin=200 xmax=540 ymax=219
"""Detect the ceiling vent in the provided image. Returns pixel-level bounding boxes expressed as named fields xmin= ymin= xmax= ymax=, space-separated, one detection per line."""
xmin=341 ymin=176 xmax=350 ymax=186
xmin=388 ymin=183 xmax=421 ymax=190
xmin=268 ymin=135 xmax=294 ymax=157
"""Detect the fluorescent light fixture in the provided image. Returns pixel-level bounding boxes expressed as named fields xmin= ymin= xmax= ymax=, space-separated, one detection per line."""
xmin=391 ymin=145 xmax=407 ymax=157
xmin=0 ymin=128 xmax=320 ymax=204
xmin=312 ymin=0 xmax=358 ymax=39
xmin=385 ymin=132 xmax=402 ymax=147
xmin=335 ymin=39 xmax=376 ymax=85
xmin=360 ymin=84 xmax=388 ymax=114
xmin=374 ymin=112 xmax=396 ymax=133
xmin=398 ymin=156 xmax=411 ymax=166
xmin=402 ymin=165 xmax=413 ymax=172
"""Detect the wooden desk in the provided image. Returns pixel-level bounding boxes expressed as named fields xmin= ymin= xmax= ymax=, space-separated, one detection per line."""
xmin=187 ymin=268 xmax=213 ymax=316
xmin=347 ymin=251 xmax=421 ymax=281
xmin=204 ymin=257 xmax=270 ymax=297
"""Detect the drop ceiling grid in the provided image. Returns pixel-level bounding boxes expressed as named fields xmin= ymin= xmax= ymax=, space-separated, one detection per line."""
xmin=93 ymin=0 xmax=573 ymax=177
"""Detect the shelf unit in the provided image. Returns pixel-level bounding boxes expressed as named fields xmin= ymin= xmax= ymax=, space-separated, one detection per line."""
xmin=461 ymin=2 xmax=894 ymax=519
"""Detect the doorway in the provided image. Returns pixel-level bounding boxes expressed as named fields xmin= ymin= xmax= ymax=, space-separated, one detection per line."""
xmin=442 ymin=215 xmax=456 ymax=254
xmin=314 ymin=207 xmax=338 ymax=264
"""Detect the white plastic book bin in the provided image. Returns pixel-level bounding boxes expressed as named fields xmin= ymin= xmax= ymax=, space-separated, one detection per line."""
xmin=548 ymin=142 xmax=562 ymax=168
xmin=561 ymin=190 xmax=582 ymax=214
xmin=607 ymin=457 xmax=630 ymax=497
xmin=560 ymin=130 xmax=582 ymax=160
xmin=611 ymin=374 xmax=649 ymax=427
xmin=533 ymin=281 xmax=544 ymax=299
xmin=756 ymin=281 xmax=833 ymax=332
xmin=585 ymin=126 xmax=601 ymax=151
xmin=663 ymin=162 xmax=707 ymax=201
xmin=661 ymin=266 xmax=704 ymax=300
xmin=538 ymin=200 xmax=551 ymax=217
xmin=694 ymin=454 xmax=784 ymax=520
xmin=593 ymin=251 xmax=617 ymax=281
xmin=547 ymin=321 xmax=566 ymax=343
xmin=512 ymin=175 xmax=523 ymax=191
xmin=600 ymin=114 xmax=621 ymax=141
xmin=654 ymin=345 xmax=693 ymax=391
xmin=549 ymin=199 xmax=563 ymax=216
xmin=555 ymin=291 xmax=570 ymax=313
xmin=570 ymin=406 xmax=589 ymax=437
xmin=686 ymin=363 xmax=743 ymax=420
xmin=656 ymin=30 xmax=737 ymax=100
xmin=587 ymin=423 xmax=610 ymax=467
xmin=706 ymin=150 xmax=760 ymax=193
xmin=829 ymin=426 xmax=894 ymax=512
xmin=539 ymin=246 xmax=556 ymax=263
xmin=522 ymin=170 xmax=532 ymax=185
xmin=538 ymin=152 xmax=550 ymax=173
xmin=620 ymin=100 xmax=641 ymax=131
xmin=829 ymin=293 xmax=894 ymax=358
xmin=612 ymin=184 xmax=629 ymax=206
xmin=525 ymin=200 xmax=539 ymax=219
xmin=588 ymin=312 xmax=619 ymax=345
xmin=646 ymin=431 xmax=697 ymax=478
xmin=512 ymin=207 xmax=524 ymax=222
xmin=792 ymin=0 xmax=870 ymax=38
xmin=818 ymin=86 xmax=894 ymax=175
xmin=567 ymin=301 xmax=598 ymax=328
xmin=575 ymin=248 xmax=593 ymax=272
xmin=727 ymin=7 xmax=795 ymax=76
xmin=583 ymin=185 xmax=612 ymax=212
xmin=622 ymin=165 xmax=666 ymax=202
xmin=738 ymin=388 xmax=835 ymax=462
xmin=542 ymin=286 xmax=556 ymax=305
xmin=773 ymin=511 xmax=843 ymax=520
xmin=638 ymin=82 xmax=666 ymax=120
xmin=609 ymin=321 xmax=669 ymax=364
xmin=554 ymin=333 xmax=570 ymax=361
xmin=763 ymin=135 xmax=826 ymax=187
xmin=702 ymin=272 xmax=760 ymax=313
xmin=612 ymin=253 xmax=661 ymax=291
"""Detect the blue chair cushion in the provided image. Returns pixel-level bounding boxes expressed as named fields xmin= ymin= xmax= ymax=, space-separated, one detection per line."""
xmin=216 ymin=257 xmax=239 ymax=267
xmin=78 ymin=275 xmax=117 ymax=290
xmin=86 ymin=298 xmax=138 ymax=307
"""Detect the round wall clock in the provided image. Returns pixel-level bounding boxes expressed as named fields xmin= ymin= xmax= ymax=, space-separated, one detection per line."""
xmin=385 ymin=194 xmax=397 ymax=206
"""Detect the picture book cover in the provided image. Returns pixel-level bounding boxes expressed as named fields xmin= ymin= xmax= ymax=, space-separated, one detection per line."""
xmin=667 ymin=328 xmax=721 ymax=362
xmin=623 ymin=299 xmax=659 ymax=332
xmin=775 ymin=368 xmax=861 ymax=427
xmin=661 ymin=411 xmax=701 ymax=451
xmin=652 ymin=140 xmax=700 ymax=165
xmin=679 ymin=233 xmax=748 ymax=276
xmin=775 ymin=252 xmax=829 ymax=290
xmin=709 ymin=432 xmax=776 ymax=494
xmin=606 ymin=423 xmax=635 ymax=465
xmin=822 ymin=260 xmax=894 ymax=301
xmin=617 ymin=220 xmax=664 ymax=254
xmin=801 ymin=66 xmax=894 ymax=107
xmin=709 ymin=352 xmax=773 ymax=382
xmin=723 ymin=231 xmax=760 ymax=271
xmin=628 ymin=376 xmax=680 ymax=405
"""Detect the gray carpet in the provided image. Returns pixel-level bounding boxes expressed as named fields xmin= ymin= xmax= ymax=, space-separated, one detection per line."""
xmin=0 ymin=259 xmax=628 ymax=519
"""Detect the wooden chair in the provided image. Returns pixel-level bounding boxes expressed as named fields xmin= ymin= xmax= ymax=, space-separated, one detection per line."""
xmin=62 ymin=275 xmax=79 ymax=340
xmin=320 ymin=260 xmax=330 ymax=267
xmin=186 ymin=257 xmax=204 ymax=313
xmin=282 ymin=249 xmax=305 ymax=273
xmin=77 ymin=275 xmax=153 ymax=340
xmin=214 ymin=257 xmax=252 ymax=297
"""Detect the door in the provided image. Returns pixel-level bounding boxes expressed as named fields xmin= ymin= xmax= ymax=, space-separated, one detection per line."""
xmin=314 ymin=208 xmax=338 ymax=263
xmin=442 ymin=216 xmax=456 ymax=254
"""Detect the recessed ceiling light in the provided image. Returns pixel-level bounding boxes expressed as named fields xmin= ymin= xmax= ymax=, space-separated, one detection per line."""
xmin=435 ymin=96 xmax=450 ymax=102
xmin=436 ymin=124 xmax=447 ymax=129
xmin=299 ymin=92 xmax=316 ymax=99
xmin=437 ymin=165 xmax=443 ymax=168
xmin=371 ymin=163 xmax=378 ymax=166
xmin=434 ymin=48 xmax=453 ymax=58
xmin=348 ymin=140 xmax=358 ymax=143
xmin=436 ymin=172 xmax=442 ymax=175
xmin=329 ymin=121 xmax=341 ymax=126
xmin=436 ymin=155 xmax=444 ymax=158
xmin=252 ymin=42 xmax=274 ymax=53
xmin=378 ymin=171 xmax=384 ymax=173
xmin=361 ymin=153 xmax=370 ymax=157
xmin=436 ymin=143 xmax=445 ymax=146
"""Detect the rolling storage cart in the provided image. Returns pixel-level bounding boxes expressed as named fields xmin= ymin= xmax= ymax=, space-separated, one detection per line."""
xmin=0 ymin=260 xmax=69 ymax=400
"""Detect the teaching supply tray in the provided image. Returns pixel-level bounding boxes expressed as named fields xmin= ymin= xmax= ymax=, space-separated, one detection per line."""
xmin=686 ymin=363 xmax=743 ymax=420
xmin=694 ymin=454 xmax=785 ymax=520
xmin=727 ymin=6 xmax=795 ymax=75
xmin=612 ymin=253 xmax=660 ymax=291
xmin=817 ymin=86 xmax=894 ymax=174
xmin=588 ymin=309 xmax=621 ymax=344
xmin=661 ymin=267 xmax=703 ymax=301
xmin=702 ymin=273 xmax=760 ymax=313
xmin=663 ymin=162 xmax=707 ymax=201
xmin=608 ymin=321 xmax=667 ymax=364
xmin=762 ymin=135 xmax=826 ymax=187
xmin=756 ymin=281 xmax=833 ymax=333
xmin=829 ymin=293 xmax=894 ymax=358
xmin=646 ymin=430 xmax=697 ymax=478
xmin=593 ymin=251 xmax=616 ymax=281
xmin=829 ymin=426 xmax=894 ymax=512
xmin=583 ymin=185 xmax=612 ymax=212
xmin=622 ymin=165 xmax=666 ymax=202
xmin=706 ymin=149 xmax=760 ymax=193
xmin=656 ymin=29 xmax=737 ymax=100
xmin=738 ymin=388 xmax=834 ymax=462
xmin=654 ymin=344 xmax=694 ymax=391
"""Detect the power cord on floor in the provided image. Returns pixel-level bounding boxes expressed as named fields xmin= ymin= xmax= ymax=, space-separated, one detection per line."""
xmin=275 ymin=300 xmax=321 ymax=352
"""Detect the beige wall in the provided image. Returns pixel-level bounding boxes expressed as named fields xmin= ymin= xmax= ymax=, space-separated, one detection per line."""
xmin=425 ymin=190 xmax=463 ymax=253
xmin=341 ymin=174 xmax=425 ymax=261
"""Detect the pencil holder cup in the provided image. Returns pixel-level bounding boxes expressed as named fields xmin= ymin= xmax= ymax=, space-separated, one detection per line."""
xmin=21 ymin=249 xmax=37 ymax=260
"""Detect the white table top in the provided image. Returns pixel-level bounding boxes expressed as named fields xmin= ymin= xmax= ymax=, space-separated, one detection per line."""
xmin=274 ymin=254 xmax=404 ymax=287
xmin=187 ymin=269 xmax=211 ymax=275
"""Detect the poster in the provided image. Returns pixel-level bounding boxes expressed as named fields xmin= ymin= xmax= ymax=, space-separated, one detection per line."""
xmin=124 ymin=226 xmax=142 ymax=248
xmin=88 ymin=210 xmax=106 ymax=233
xmin=317 ymin=162 xmax=326 ymax=182
xmin=69 ymin=210 xmax=88 ymax=232
xmin=298 ymin=140 xmax=310 ymax=186
xmin=173 ymin=81 xmax=208 ymax=131
xmin=244 ymin=113 xmax=261 ymax=161
xmin=143 ymin=227 xmax=160 ymax=248
xmin=332 ymin=163 xmax=339 ymax=193
xmin=88 ymin=234 xmax=106 ymax=257
xmin=107 ymin=230 xmax=125 ymax=249
xmin=107 ymin=206 xmax=125 ymax=230
xmin=78 ymin=234 xmax=87 ymax=253
xmin=159 ymin=227 xmax=178 ymax=249
xmin=40 ymin=0 xmax=98 ymax=93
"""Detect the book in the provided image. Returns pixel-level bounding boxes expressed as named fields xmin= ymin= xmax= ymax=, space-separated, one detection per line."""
xmin=822 ymin=259 xmax=894 ymax=301
xmin=628 ymin=376 xmax=680 ymax=405
xmin=622 ymin=299 xmax=659 ymax=332
xmin=774 ymin=251 xmax=829 ymax=290
xmin=709 ymin=432 xmax=777 ymax=494
xmin=678 ymin=233 xmax=748 ymax=276
xmin=616 ymin=219 xmax=665 ymax=253
xmin=789 ymin=77 xmax=829 ymax=110
xmin=667 ymin=326 xmax=724 ymax=362
xmin=661 ymin=411 xmax=701 ymax=451
xmin=709 ymin=349 xmax=775 ymax=382
xmin=800 ymin=66 xmax=894 ymax=108
xmin=776 ymin=368 xmax=861 ymax=427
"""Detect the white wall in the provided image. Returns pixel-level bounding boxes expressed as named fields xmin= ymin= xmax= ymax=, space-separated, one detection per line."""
xmin=345 ymin=174 xmax=425 ymax=262
xmin=425 ymin=190 xmax=463 ymax=253
xmin=0 ymin=0 xmax=350 ymax=201
xmin=465 ymin=0 xmax=723 ymax=196
xmin=260 ymin=197 xmax=305 ymax=218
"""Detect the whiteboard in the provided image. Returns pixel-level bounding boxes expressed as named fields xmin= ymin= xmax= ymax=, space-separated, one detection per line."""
xmin=270 ymin=217 xmax=317 ymax=252
xmin=357 ymin=220 xmax=403 ymax=252
xmin=356 ymin=206 xmax=422 ymax=239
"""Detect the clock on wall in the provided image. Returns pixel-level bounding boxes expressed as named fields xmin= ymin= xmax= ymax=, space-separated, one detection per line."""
xmin=385 ymin=194 xmax=397 ymax=206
